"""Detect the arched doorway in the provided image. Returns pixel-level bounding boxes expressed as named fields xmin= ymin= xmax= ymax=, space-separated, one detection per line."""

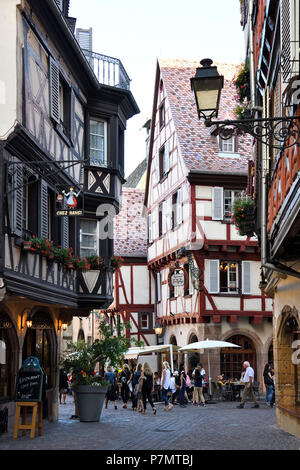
xmin=276 ymin=306 xmax=300 ymax=408
xmin=22 ymin=311 xmax=56 ymax=389
xmin=187 ymin=333 xmax=199 ymax=371
xmin=220 ymin=335 xmax=257 ymax=380
xmin=0 ymin=311 xmax=18 ymax=400
xmin=77 ymin=329 xmax=85 ymax=341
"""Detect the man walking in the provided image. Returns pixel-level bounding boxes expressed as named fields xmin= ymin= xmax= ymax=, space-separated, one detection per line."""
xmin=237 ymin=361 xmax=259 ymax=409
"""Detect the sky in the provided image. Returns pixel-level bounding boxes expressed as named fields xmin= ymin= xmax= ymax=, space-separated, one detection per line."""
xmin=69 ymin=0 xmax=246 ymax=178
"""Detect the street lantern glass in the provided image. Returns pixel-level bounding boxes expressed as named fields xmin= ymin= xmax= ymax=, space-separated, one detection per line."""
xmin=154 ymin=323 xmax=163 ymax=335
xmin=191 ymin=58 xmax=224 ymax=121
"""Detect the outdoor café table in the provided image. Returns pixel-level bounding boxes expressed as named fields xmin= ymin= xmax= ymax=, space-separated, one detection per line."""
xmin=230 ymin=382 xmax=245 ymax=401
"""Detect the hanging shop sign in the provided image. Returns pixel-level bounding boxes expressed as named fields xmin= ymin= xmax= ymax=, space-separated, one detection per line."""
xmin=168 ymin=266 xmax=188 ymax=290
xmin=56 ymin=185 xmax=84 ymax=216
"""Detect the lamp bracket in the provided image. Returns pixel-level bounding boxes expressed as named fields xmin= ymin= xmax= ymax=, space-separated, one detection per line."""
xmin=205 ymin=115 xmax=300 ymax=150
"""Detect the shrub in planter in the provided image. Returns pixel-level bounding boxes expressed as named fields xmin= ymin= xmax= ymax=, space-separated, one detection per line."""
xmin=61 ymin=320 xmax=133 ymax=422
xmin=231 ymin=196 xmax=255 ymax=237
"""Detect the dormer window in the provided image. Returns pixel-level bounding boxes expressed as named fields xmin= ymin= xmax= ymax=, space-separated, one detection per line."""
xmin=218 ymin=135 xmax=238 ymax=155
xmin=89 ymin=119 xmax=107 ymax=166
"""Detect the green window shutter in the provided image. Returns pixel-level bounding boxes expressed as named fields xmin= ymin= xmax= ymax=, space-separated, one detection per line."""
xmin=11 ymin=157 xmax=23 ymax=237
xmin=49 ymin=57 xmax=60 ymax=124
xmin=39 ymin=180 xmax=48 ymax=238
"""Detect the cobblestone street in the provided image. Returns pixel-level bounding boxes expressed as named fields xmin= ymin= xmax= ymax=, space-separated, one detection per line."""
xmin=1 ymin=395 xmax=300 ymax=451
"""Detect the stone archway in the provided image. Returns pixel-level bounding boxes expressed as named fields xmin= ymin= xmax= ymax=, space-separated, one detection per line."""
xmin=276 ymin=305 xmax=300 ymax=410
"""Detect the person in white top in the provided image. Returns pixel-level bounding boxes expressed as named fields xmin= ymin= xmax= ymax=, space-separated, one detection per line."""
xmin=161 ymin=361 xmax=173 ymax=411
xmin=237 ymin=361 xmax=259 ymax=409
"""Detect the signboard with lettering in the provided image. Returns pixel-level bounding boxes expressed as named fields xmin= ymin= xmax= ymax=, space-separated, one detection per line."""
xmin=15 ymin=357 xmax=44 ymax=402
xmin=56 ymin=185 xmax=84 ymax=216
xmin=168 ymin=267 xmax=188 ymax=290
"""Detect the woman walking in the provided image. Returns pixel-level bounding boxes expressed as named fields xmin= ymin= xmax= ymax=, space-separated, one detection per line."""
xmin=161 ymin=361 xmax=173 ymax=411
xmin=119 ymin=363 xmax=131 ymax=409
xmin=104 ymin=366 xmax=118 ymax=410
xmin=193 ymin=368 xmax=206 ymax=407
xmin=179 ymin=370 xmax=187 ymax=408
xmin=140 ymin=363 xmax=156 ymax=415
xmin=263 ymin=362 xmax=274 ymax=406
xmin=131 ymin=363 xmax=142 ymax=411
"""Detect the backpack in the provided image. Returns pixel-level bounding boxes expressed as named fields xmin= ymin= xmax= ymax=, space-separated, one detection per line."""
xmin=185 ymin=374 xmax=191 ymax=387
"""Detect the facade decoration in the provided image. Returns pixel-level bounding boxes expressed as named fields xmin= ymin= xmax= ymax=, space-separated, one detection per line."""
xmin=241 ymin=0 xmax=300 ymax=438
xmin=0 ymin=0 xmax=138 ymax=430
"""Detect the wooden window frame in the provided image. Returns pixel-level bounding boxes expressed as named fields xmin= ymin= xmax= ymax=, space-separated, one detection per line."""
xmin=138 ymin=312 xmax=153 ymax=332
xmin=89 ymin=118 xmax=108 ymax=167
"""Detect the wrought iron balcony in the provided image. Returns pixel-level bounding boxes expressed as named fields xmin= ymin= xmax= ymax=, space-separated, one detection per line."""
xmin=82 ymin=49 xmax=131 ymax=91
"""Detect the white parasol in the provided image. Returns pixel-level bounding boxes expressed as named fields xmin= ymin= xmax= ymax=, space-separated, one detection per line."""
xmin=179 ymin=339 xmax=240 ymax=401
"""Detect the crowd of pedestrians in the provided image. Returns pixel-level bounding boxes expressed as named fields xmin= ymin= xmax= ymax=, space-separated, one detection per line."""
xmin=102 ymin=361 xmax=208 ymax=415
xmin=60 ymin=359 xmax=276 ymax=418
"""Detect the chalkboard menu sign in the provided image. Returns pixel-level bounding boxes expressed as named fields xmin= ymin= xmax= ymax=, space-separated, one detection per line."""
xmin=15 ymin=357 xmax=44 ymax=402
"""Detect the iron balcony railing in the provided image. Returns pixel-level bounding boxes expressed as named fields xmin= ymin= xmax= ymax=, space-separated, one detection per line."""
xmin=82 ymin=49 xmax=131 ymax=91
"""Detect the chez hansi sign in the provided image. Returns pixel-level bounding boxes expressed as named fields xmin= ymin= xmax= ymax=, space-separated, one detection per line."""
xmin=56 ymin=186 xmax=84 ymax=216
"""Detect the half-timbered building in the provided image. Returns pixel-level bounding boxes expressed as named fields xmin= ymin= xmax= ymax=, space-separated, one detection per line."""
xmin=240 ymin=0 xmax=300 ymax=437
xmin=144 ymin=58 xmax=273 ymax=383
xmin=0 ymin=0 xmax=138 ymax=428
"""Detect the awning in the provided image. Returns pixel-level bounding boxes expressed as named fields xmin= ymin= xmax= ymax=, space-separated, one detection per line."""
xmin=124 ymin=344 xmax=180 ymax=360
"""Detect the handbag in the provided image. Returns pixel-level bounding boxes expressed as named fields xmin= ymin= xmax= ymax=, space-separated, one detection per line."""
xmin=128 ymin=382 xmax=133 ymax=393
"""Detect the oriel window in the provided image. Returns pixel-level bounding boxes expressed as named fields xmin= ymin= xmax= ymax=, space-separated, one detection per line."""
xmin=80 ymin=219 xmax=98 ymax=257
xmin=90 ymin=119 xmax=107 ymax=166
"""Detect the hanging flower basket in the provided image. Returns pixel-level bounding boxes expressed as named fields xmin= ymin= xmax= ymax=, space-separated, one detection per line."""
xmin=231 ymin=196 xmax=255 ymax=237
xmin=233 ymin=62 xmax=251 ymax=120
xmin=110 ymin=255 xmax=124 ymax=272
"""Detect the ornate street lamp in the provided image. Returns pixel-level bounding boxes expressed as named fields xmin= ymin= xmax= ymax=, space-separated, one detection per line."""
xmin=190 ymin=58 xmax=224 ymax=121
xmin=191 ymin=59 xmax=300 ymax=150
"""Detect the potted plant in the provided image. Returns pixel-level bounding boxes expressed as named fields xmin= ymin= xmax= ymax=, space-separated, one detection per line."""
xmin=61 ymin=320 xmax=131 ymax=422
xmin=73 ymin=256 xmax=91 ymax=272
xmin=233 ymin=62 xmax=251 ymax=120
xmin=86 ymin=254 xmax=105 ymax=271
xmin=28 ymin=236 xmax=54 ymax=258
xmin=231 ymin=195 xmax=255 ymax=237
xmin=53 ymin=246 xmax=74 ymax=268
xmin=110 ymin=255 xmax=124 ymax=272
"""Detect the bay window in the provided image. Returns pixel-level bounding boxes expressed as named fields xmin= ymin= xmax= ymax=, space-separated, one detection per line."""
xmin=89 ymin=119 xmax=107 ymax=166
xmin=80 ymin=219 xmax=98 ymax=257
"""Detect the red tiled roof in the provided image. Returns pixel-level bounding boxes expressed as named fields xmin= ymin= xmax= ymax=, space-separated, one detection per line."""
xmin=114 ymin=188 xmax=147 ymax=257
xmin=160 ymin=59 xmax=252 ymax=174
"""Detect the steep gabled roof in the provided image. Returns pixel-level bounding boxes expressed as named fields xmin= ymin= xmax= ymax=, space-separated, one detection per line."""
xmin=114 ymin=188 xmax=147 ymax=257
xmin=144 ymin=59 xmax=252 ymax=207
xmin=159 ymin=58 xmax=251 ymax=173
xmin=124 ymin=158 xmax=147 ymax=188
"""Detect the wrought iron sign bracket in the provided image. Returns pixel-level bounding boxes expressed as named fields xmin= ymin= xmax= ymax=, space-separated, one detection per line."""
xmin=204 ymin=115 xmax=300 ymax=150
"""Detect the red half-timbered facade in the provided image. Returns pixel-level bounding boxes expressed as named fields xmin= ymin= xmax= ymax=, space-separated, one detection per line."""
xmin=241 ymin=0 xmax=300 ymax=437
xmin=144 ymin=58 xmax=273 ymax=382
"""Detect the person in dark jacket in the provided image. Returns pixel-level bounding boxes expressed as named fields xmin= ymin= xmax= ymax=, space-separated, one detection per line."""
xmin=104 ymin=366 xmax=118 ymax=410
xmin=131 ymin=363 xmax=142 ymax=410
xmin=140 ymin=362 xmax=156 ymax=414
xmin=119 ymin=364 xmax=131 ymax=408
xmin=193 ymin=368 xmax=206 ymax=406
xmin=179 ymin=370 xmax=187 ymax=408
xmin=263 ymin=362 xmax=274 ymax=406
xmin=59 ymin=368 xmax=68 ymax=405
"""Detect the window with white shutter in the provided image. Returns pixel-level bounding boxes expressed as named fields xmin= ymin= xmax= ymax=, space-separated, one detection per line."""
xmin=242 ymin=261 xmax=252 ymax=294
xmin=148 ymin=213 xmax=153 ymax=243
xmin=156 ymin=272 xmax=161 ymax=302
xmin=164 ymin=140 xmax=170 ymax=174
xmin=176 ymin=187 xmax=183 ymax=225
xmin=162 ymin=200 xmax=167 ymax=234
xmin=212 ymin=187 xmax=224 ymax=220
xmin=208 ymin=259 xmax=220 ymax=294
xmin=167 ymin=196 xmax=172 ymax=231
